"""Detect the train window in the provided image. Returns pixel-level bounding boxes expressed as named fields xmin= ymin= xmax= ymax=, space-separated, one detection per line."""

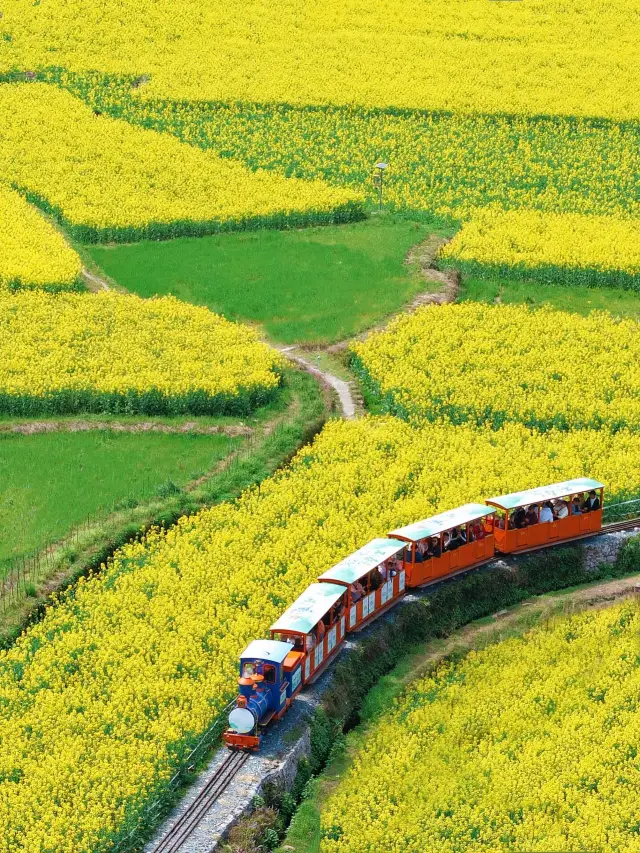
xmin=242 ymin=662 xmax=256 ymax=678
xmin=263 ymin=665 xmax=277 ymax=684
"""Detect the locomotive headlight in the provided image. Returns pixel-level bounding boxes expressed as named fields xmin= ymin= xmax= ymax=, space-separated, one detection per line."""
xmin=228 ymin=707 xmax=255 ymax=735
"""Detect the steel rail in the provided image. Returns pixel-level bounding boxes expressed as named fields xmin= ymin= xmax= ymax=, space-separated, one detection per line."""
xmin=151 ymin=749 xmax=250 ymax=853
xmin=601 ymin=517 xmax=640 ymax=533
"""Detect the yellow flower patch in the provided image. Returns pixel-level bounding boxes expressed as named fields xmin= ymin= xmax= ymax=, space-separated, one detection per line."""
xmin=441 ymin=208 xmax=640 ymax=285
xmin=0 ymin=290 xmax=283 ymax=414
xmin=0 ymin=184 xmax=81 ymax=290
xmin=0 ymin=416 xmax=638 ymax=850
xmin=352 ymin=303 xmax=640 ymax=432
xmin=321 ymin=600 xmax=640 ymax=853
xmin=0 ymin=84 xmax=362 ymax=240
xmin=2 ymin=0 xmax=639 ymax=120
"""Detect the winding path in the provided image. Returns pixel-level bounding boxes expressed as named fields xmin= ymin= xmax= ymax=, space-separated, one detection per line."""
xmin=81 ymin=267 xmax=111 ymax=292
xmin=277 ymin=346 xmax=357 ymax=419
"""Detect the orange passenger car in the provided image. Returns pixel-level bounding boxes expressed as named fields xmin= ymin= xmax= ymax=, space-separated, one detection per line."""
xmin=317 ymin=538 xmax=407 ymax=632
xmin=270 ymin=582 xmax=349 ymax=686
xmin=389 ymin=504 xmax=496 ymax=587
xmin=485 ymin=477 xmax=604 ymax=554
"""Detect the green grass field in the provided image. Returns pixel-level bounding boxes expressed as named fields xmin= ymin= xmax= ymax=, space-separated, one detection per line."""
xmin=86 ymin=216 xmax=436 ymax=344
xmin=0 ymin=430 xmax=239 ymax=573
xmin=460 ymin=274 xmax=640 ymax=318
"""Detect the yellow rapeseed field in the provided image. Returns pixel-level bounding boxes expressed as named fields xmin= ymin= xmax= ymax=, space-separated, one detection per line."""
xmin=0 ymin=416 xmax=639 ymax=851
xmin=441 ymin=208 xmax=640 ymax=284
xmin=352 ymin=303 xmax=640 ymax=432
xmin=0 ymin=184 xmax=81 ymax=290
xmin=0 ymin=84 xmax=362 ymax=240
xmin=2 ymin=0 xmax=639 ymax=119
xmin=0 ymin=290 xmax=283 ymax=414
xmin=321 ymin=599 xmax=640 ymax=853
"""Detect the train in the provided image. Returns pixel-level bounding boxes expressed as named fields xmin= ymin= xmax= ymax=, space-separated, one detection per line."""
xmin=223 ymin=477 xmax=605 ymax=750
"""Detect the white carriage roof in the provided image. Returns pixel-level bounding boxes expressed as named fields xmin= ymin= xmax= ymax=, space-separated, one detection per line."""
xmin=318 ymin=538 xmax=405 ymax=585
xmin=389 ymin=504 xmax=494 ymax=543
xmin=270 ymin=583 xmax=345 ymax=635
xmin=486 ymin=478 xmax=605 ymax=511
xmin=240 ymin=639 xmax=295 ymax=665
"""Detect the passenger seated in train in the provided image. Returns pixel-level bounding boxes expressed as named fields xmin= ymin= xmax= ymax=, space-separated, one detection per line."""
xmin=467 ymin=523 xmax=477 ymax=542
xmin=332 ymin=599 xmax=345 ymax=622
xmin=350 ymin=579 xmax=365 ymax=603
xmin=554 ymin=499 xmax=569 ymax=519
xmin=510 ymin=507 xmax=527 ymax=529
xmin=446 ymin=527 xmax=465 ymax=551
xmin=494 ymin=512 xmax=506 ymax=530
xmin=571 ymin=496 xmax=582 ymax=515
xmin=370 ymin=567 xmax=383 ymax=591
xmin=414 ymin=541 xmax=427 ymax=563
xmin=539 ymin=501 xmax=554 ymax=523
xmin=525 ymin=505 xmax=539 ymax=526
xmin=426 ymin=536 xmax=441 ymax=558
xmin=316 ymin=619 xmax=326 ymax=644
xmin=379 ymin=559 xmax=397 ymax=581
xmin=582 ymin=490 xmax=601 ymax=512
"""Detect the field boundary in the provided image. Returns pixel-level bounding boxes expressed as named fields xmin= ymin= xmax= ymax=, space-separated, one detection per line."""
xmin=0 ymin=419 xmax=252 ymax=436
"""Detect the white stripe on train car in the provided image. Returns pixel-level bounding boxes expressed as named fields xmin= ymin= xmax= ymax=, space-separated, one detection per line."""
xmin=328 ymin=626 xmax=337 ymax=653
xmin=304 ymin=657 xmax=310 ymax=680
xmin=399 ymin=570 xmax=405 ymax=591
xmin=292 ymin=666 xmax=302 ymax=692
xmin=340 ymin=615 xmax=346 ymax=637
xmin=349 ymin=604 xmax=357 ymax=627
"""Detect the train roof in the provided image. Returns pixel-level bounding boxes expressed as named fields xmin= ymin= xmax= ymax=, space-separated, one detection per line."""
xmin=389 ymin=503 xmax=494 ymax=543
xmin=271 ymin=583 xmax=345 ymax=635
xmin=318 ymin=538 xmax=406 ymax=585
xmin=486 ymin=478 xmax=605 ymax=511
xmin=240 ymin=639 xmax=294 ymax=665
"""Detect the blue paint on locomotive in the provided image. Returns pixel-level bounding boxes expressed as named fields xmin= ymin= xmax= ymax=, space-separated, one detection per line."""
xmin=237 ymin=640 xmax=294 ymax=728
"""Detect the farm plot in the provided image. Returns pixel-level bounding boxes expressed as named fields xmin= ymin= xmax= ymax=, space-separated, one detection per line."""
xmin=352 ymin=303 xmax=640 ymax=432
xmin=0 ymin=416 xmax=639 ymax=851
xmin=320 ymin=599 xmax=640 ymax=853
xmin=2 ymin=0 xmax=638 ymax=119
xmin=0 ymin=184 xmax=81 ymax=291
xmin=0 ymin=84 xmax=362 ymax=243
xmin=0 ymin=290 xmax=283 ymax=415
xmin=440 ymin=208 xmax=640 ymax=290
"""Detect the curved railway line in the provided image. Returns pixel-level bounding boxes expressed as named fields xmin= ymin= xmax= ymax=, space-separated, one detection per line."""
xmin=149 ymin=511 xmax=640 ymax=853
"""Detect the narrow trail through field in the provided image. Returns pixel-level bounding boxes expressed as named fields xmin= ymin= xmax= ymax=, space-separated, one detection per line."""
xmin=0 ymin=420 xmax=253 ymax=437
xmin=79 ymin=231 xmax=456 ymax=422
xmin=81 ymin=267 xmax=111 ymax=292
xmin=277 ymin=346 xmax=357 ymax=419
xmin=275 ymin=233 xmax=459 ymax=420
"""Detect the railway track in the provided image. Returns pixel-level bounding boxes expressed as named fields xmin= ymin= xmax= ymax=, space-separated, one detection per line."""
xmin=151 ymin=750 xmax=250 ymax=853
xmin=601 ymin=517 xmax=640 ymax=534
